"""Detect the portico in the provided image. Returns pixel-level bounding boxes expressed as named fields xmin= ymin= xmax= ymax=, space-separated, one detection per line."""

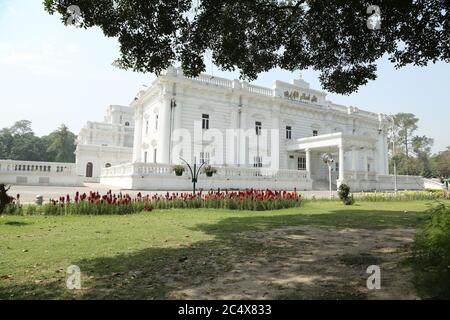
xmin=286 ymin=132 xmax=381 ymax=187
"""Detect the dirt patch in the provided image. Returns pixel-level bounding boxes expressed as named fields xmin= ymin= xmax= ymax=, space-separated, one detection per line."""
xmin=171 ymin=226 xmax=418 ymax=300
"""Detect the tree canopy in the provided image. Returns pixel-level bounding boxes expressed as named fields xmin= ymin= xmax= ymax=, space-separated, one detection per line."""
xmin=44 ymin=0 xmax=450 ymax=94
xmin=0 ymin=121 xmax=77 ymax=163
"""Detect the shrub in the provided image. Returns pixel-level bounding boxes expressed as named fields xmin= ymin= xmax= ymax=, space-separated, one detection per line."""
xmin=172 ymin=165 xmax=185 ymax=176
xmin=412 ymin=203 xmax=450 ymax=299
xmin=338 ymin=184 xmax=355 ymax=205
xmin=203 ymin=165 xmax=218 ymax=177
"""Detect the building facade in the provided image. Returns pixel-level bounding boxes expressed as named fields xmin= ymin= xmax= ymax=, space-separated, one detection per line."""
xmin=100 ymin=67 xmax=423 ymax=191
xmin=75 ymin=105 xmax=134 ymax=182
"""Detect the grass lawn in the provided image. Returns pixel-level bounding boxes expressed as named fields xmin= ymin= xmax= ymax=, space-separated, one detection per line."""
xmin=1 ymin=200 xmax=447 ymax=300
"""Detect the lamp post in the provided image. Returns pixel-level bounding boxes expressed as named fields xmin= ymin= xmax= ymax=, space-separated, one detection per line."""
xmin=322 ymin=153 xmax=335 ymax=200
xmin=387 ymin=115 xmax=398 ymax=193
xmin=179 ymin=157 xmax=207 ymax=195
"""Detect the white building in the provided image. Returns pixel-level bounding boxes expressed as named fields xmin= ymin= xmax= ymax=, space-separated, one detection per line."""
xmin=100 ymin=67 xmax=423 ymax=191
xmin=75 ymin=105 xmax=134 ymax=182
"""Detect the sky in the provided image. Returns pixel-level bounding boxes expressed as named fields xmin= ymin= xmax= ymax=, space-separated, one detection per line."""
xmin=1 ymin=0 xmax=449 ymax=154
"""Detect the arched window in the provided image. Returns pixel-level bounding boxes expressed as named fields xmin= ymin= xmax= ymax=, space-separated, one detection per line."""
xmin=86 ymin=162 xmax=93 ymax=178
xmin=105 ymin=163 xmax=112 ymax=168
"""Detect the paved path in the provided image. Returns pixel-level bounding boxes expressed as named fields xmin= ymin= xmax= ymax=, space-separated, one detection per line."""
xmin=6 ymin=184 xmax=338 ymax=204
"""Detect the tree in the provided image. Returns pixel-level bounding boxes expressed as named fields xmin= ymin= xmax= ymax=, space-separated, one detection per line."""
xmin=46 ymin=124 xmax=77 ymax=163
xmin=0 ymin=128 xmax=14 ymax=159
xmin=393 ymin=113 xmax=419 ymax=159
xmin=0 ymin=121 xmax=77 ymax=163
xmin=43 ymin=0 xmax=450 ymax=94
xmin=10 ymin=120 xmax=33 ymax=136
xmin=432 ymin=147 xmax=450 ymax=178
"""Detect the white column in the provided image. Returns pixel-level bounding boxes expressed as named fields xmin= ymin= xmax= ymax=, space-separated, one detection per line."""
xmin=132 ymin=105 xmax=143 ymax=163
xmin=158 ymin=97 xmax=172 ymax=164
xmin=339 ymin=145 xmax=345 ymax=182
xmin=171 ymin=99 xmax=182 ymax=164
xmin=363 ymin=149 xmax=369 ymax=179
xmin=239 ymin=109 xmax=247 ymax=166
xmin=305 ymin=148 xmax=311 ymax=180
xmin=351 ymin=146 xmax=358 ymax=179
xmin=383 ymin=134 xmax=389 ymax=175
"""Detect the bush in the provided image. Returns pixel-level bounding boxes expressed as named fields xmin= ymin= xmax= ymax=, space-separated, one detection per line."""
xmin=338 ymin=184 xmax=355 ymax=205
xmin=412 ymin=203 xmax=450 ymax=299
xmin=172 ymin=165 xmax=185 ymax=176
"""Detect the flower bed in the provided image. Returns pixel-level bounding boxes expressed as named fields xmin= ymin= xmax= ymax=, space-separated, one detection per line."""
xmin=2 ymin=189 xmax=302 ymax=216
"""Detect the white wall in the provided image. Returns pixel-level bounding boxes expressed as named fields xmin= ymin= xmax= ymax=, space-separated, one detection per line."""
xmin=0 ymin=160 xmax=83 ymax=186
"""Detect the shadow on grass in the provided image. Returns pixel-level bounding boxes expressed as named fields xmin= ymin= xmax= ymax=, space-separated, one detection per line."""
xmin=0 ymin=208 xmax=427 ymax=300
xmin=2 ymin=221 xmax=32 ymax=227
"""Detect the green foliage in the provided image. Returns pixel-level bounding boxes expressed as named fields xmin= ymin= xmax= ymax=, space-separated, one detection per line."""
xmin=43 ymin=1 xmax=450 ymax=95
xmin=338 ymin=184 xmax=355 ymax=206
xmin=412 ymin=203 xmax=450 ymax=299
xmin=45 ymin=124 xmax=77 ymax=163
xmin=355 ymin=191 xmax=447 ymax=202
xmin=172 ymin=165 xmax=186 ymax=176
xmin=0 ymin=121 xmax=76 ymax=163
xmin=431 ymin=147 xmax=450 ymax=178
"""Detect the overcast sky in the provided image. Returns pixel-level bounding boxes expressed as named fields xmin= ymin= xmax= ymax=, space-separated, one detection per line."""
xmin=1 ymin=0 xmax=449 ymax=153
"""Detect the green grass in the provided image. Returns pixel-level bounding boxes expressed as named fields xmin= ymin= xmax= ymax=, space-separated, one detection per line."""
xmin=0 ymin=200 xmax=447 ymax=300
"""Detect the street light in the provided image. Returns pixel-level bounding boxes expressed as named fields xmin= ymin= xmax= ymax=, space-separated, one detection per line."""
xmin=386 ymin=115 xmax=398 ymax=193
xmin=179 ymin=157 xmax=208 ymax=195
xmin=322 ymin=153 xmax=334 ymax=199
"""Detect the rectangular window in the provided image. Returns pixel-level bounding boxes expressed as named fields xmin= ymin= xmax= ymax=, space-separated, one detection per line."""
xmin=335 ymin=162 xmax=339 ymax=172
xmin=313 ymin=130 xmax=319 ymax=137
xmin=368 ymin=163 xmax=371 ymax=172
xmin=153 ymin=149 xmax=157 ymax=163
xmin=200 ymin=152 xmax=210 ymax=164
xmin=155 ymin=115 xmax=159 ymax=131
xmin=255 ymin=122 xmax=262 ymax=136
xmin=253 ymin=156 xmax=263 ymax=168
xmin=286 ymin=126 xmax=292 ymax=140
xmin=145 ymin=121 xmax=149 ymax=135
xmin=202 ymin=114 xmax=210 ymax=130
xmin=298 ymin=157 xmax=306 ymax=170
xmin=144 ymin=152 xmax=148 ymax=163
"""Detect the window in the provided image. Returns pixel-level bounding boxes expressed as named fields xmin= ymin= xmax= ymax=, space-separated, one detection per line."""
xmin=335 ymin=162 xmax=339 ymax=172
xmin=145 ymin=121 xmax=149 ymax=135
xmin=105 ymin=163 xmax=112 ymax=168
xmin=144 ymin=152 xmax=148 ymax=163
xmin=255 ymin=122 xmax=262 ymax=136
xmin=368 ymin=163 xmax=371 ymax=172
xmin=253 ymin=156 xmax=263 ymax=168
xmin=313 ymin=130 xmax=319 ymax=137
xmin=286 ymin=126 xmax=292 ymax=140
xmin=298 ymin=157 xmax=306 ymax=170
xmin=155 ymin=115 xmax=159 ymax=131
xmin=153 ymin=149 xmax=157 ymax=163
xmin=200 ymin=152 xmax=210 ymax=164
xmin=120 ymin=115 xmax=123 ymax=124
xmin=202 ymin=114 xmax=210 ymax=130
xmin=86 ymin=162 xmax=93 ymax=178
xmin=125 ymin=122 xmax=130 ymax=127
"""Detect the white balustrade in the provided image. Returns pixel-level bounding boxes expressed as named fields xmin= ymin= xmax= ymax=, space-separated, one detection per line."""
xmin=0 ymin=160 xmax=76 ymax=175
